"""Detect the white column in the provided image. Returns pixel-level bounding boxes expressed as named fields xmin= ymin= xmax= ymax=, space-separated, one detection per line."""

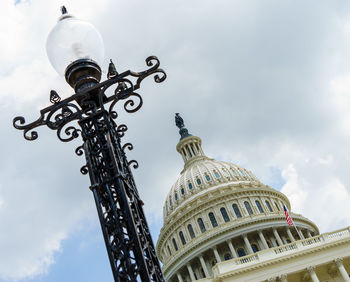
xmin=258 ymin=230 xmax=269 ymax=249
xmin=273 ymin=228 xmax=283 ymax=246
xmin=227 ymin=240 xmax=238 ymax=258
xmin=334 ymin=258 xmax=350 ymax=282
xmin=213 ymin=247 xmax=221 ymax=262
xmin=199 ymin=256 xmax=210 ymax=278
xmin=187 ymin=264 xmax=196 ymax=281
xmin=243 ymin=234 xmax=254 ymax=254
xmin=298 ymin=227 xmax=305 ymax=239
xmin=286 ymin=227 xmax=295 ymax=242
xmin=306 ymin=230 xmax=312 ymax=238
xmin=269 ymin=235 xmax=277 ymax=247
xmin=177 ymin=272 xmax=184 ymax=282
xmin=307 ymin=266 xmax=319 ymax=282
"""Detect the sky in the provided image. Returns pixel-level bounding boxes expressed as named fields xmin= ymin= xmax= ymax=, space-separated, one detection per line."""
xmin=2 ymin=0 xmax=350 ymax=281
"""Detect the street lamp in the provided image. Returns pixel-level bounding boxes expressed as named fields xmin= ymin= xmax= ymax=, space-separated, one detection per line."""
xmin=13 ymin=7 xmax=165 ymax=282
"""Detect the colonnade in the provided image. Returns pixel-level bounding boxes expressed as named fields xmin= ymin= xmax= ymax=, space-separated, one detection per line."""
xmin=172 ymin=226 xmax=314 ymax=281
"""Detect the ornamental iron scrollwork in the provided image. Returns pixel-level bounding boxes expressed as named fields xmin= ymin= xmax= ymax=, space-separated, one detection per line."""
xmin=13 ymin=56 xmax=166 ymax=282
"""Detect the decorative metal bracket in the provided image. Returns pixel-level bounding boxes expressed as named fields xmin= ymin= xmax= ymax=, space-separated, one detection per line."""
xmin=13 ymin=56 xmax=166 ymax=142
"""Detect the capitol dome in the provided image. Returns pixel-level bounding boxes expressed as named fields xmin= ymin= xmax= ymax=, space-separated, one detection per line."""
xmin=156 ymin=115 xmax=320 ymax=282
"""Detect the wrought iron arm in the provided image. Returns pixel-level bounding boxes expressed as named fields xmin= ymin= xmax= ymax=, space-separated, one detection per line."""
xmin=13 ymin=56 xmax=166 ymax=281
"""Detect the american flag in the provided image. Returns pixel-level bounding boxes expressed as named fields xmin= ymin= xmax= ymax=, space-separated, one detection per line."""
xmin=284 ymin=205 xmax=293 ymax=226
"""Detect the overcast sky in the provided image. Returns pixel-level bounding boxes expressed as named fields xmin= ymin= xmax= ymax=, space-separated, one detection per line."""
xmin=2 ymin=0 xmax=350 ymax=281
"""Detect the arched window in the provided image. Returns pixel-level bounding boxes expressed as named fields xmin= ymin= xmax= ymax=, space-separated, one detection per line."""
xmin=239 ymin=170 xmax=246 ymax=177
xmin=255 ymin=200 xmax=264 ymax=213
xmin=275 ymin=202 xmax=280 ymax=211
xmin=209 ymin=212 xmax=218 ymax=227
xmin=267 ymin=241 xmax=272 ymax=248
xmin=198 ymin=218 xmax=206 ymax=233
xmin=232 ymin=204 xmax=242 ymax=218
xmin=237 ymin=248 xmax=246 ymax=257
xmin=244 ymin=201 xmax=253 ymax=215
xmin=251 ymin=244 xmax=259 ymax=253
xmin=220 ymin=207 xmax=230 ymax=222
xmin=196 ymin=178 xmax=201 ymax=185
xmin=187 ymin=224 xmax=195 ymax=239
xmin=172 ymin=238 xmax=178 ymax=251
xmin=169 ymin=197 xmax=172 ymax=207
xmin=265 ymin=200 xmax=273 ymax=212
xmin=174 ymin=192 xmax=178 ymax=201
xmin=205 ymin=174 xmax=211 ymax=181
xmin=214 ymin=171 xmax=220 ymax=179
xmin=231 ymin=169 xmax=238 ymax=176
xmin=180 ymin=186 xmax=185 ymax=195
xmin=188 ymin=182 xmax=193 ymax=190
xmin=224 ymin=253 xmax=232 ymax=260
xmin=179 ymin=231 xmax=186 ymax=245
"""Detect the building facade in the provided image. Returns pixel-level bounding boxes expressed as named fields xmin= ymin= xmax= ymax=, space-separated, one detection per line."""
xmin=156 ymin=117 xmax=350 ymax=282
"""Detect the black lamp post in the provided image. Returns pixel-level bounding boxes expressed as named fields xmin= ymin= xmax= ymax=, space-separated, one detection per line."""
xmin=13 ymin=7 xmax=165 ymax=282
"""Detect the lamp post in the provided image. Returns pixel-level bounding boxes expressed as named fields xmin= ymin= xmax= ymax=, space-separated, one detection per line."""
xmin=13 ymin=7 xmax=165 ymax=282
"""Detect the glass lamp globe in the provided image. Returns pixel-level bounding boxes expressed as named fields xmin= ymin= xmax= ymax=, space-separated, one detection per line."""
xmin=46 ymin=10 xmax=104 ymax=76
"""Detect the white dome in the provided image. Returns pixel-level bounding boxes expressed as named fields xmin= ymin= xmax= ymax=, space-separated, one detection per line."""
xmin=163 ymin=157 xmax=261 ymax=221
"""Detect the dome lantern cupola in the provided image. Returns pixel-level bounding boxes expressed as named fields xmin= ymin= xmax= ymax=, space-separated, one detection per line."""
xmin=175 ymin=113 xmax=207 ymax=168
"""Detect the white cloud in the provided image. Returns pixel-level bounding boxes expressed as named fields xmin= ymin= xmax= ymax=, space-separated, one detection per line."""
xmin=2 ymin=0 xmax=350 ymax=280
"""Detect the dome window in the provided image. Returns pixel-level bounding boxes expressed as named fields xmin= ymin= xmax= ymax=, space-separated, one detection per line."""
xmin=275 ymin=201 xmax=281 ymax=211
xmin=174 ymin=192 xmax=178 ymax=201
xmin=180 ymin=186 xmax=185 ymax=195
xmin=239 ymin=170 xmax=246 ymax=177
xmin=244 ymin=201 xmax=253 ymax=215
xmin=255 ymin=200 xmax=264 ymax=213
xmin=196 ymin=178 xmax=201 ymax=185
xmin=187 ymin=224 xmax=195 ymax=239
xmin=172 ymin=238 xmax=178 ymax=251
xmin=224 ymin=253 xmax=232 ymax=261
xmin=231 ymin=169 xmax=238 ymax=176
xmin=179 ymin=231 xmax=186 ymax=245
xmin=214 ymin=171 xmax=220 ymax=179
xmin=209 ymin=212 xmax=218 ymax=227
xmin=188 ymin=182 xmax=193 ymax=190
xmin=169 ymin=197 xmax=172 ymax=207
xmin=251 ymin=244 xmax=259 ymax=253
xmin=232 ymin=204 xmax=242 ymax=218
xmin=197 ymin=218 xmax=206 ymax=233
xmin=220 ymin=207 xmax=230 ymax=222
xmin=265 ymin=200 xmax=273 ymax=212
xmin=237 ymin=248 xmax=246 ymax=257
xmin=205 ymin=174 xmax=211 ymax=182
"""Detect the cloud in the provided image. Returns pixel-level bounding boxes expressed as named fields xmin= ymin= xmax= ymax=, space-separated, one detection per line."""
xmin=2 ymin=0 xmax=350 ymax=280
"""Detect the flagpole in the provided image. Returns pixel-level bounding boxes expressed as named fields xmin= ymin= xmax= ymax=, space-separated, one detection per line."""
xmin=284 ymin=205 xmax=303 ymax=240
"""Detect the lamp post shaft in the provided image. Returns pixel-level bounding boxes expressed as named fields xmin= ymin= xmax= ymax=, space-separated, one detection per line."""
xmin=81 ymin=110 xmax=162 ymax=281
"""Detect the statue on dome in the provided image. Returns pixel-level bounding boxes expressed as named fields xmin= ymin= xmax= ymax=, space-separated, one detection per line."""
xmin=175 ymin=113 xmax=192 ymax=140
xmin=175 ymin=113 xmax=185 ymax=129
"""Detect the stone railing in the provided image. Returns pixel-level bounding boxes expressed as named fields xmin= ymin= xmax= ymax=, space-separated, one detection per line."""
xmin=212 ymin=226 xmax=350 ymax=277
